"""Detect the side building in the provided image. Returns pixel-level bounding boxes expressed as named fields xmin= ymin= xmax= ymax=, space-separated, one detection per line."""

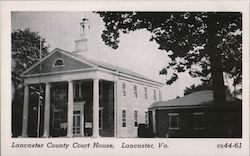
xmin=148 ymin=90 xmax=242 ymax=138
xmin=19 ymin=18 xmax=163 ymax=138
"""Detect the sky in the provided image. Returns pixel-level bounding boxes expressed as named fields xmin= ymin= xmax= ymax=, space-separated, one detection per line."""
xmin=11 ymin=11 xmax=202 ymax=100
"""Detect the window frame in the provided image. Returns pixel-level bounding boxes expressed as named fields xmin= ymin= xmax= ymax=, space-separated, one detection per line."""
xmin=144 ymin=87 xmax=148 ymax=99
xmin=122 ymin=82 xmax=126 ymax=96
xmin=73 ymin=81 xmax=82 ymax=99
xmin=145 ymin=111 xmax=148 ymax=125
xmin=134 ymin=110 xmax=138 ymax=127
xmin=168 ymin=113 xmax=179 ymax=130
xmin=133 ymin=85 xmax=138 ymax=98
xmin=193 ymin=112 xmax=206 ymax=130
xmin=153 ymin=89 xmax=157 ymax=101
xmin=122 ymin=109 xmax=127 ymax=128
xmin=53 ymin=58 xmax=65 ymax=67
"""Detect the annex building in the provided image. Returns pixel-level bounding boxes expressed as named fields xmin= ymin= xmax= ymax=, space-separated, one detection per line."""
xmin=148 ymin=90 xmax=242 ymax=138
xmin=20 ymin=18 xmax=163 ymax=138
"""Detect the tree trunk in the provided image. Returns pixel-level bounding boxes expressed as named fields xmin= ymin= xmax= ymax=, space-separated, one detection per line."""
xmin=209 ymin=48 xmax=227 ymax=107
xmin=207 ymin=43 xmax=227 ymax=137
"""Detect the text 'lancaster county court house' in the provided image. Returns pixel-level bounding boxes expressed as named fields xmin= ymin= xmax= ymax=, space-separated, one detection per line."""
xmin=19 ymin=18 xmax=164 ymax=138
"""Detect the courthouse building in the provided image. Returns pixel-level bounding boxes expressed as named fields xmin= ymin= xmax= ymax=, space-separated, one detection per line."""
xmin=20 ymin=18 xmax=163 ymax=138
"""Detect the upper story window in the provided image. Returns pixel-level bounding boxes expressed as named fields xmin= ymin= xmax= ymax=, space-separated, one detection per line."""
xmin=134 ymin=85 xmax=138 ymax=98
xmin=74 ymin=82 xmax=82 ymax=99
xmin=153 ymin=89 xmax=157 ymax=101
xmin=144 ymin=87 xmax=147 ymax=99
xmin=54 ymin=58 xmax=64 ymax=67
xmin=122 ymin=82 xmax=126 ymax=96
xmin=159 ymin=90 xmax=161 ymax=101
xmin=168 ymin=113 xmax=179 ymax=129
xmin=193 ymin=112 xmax=206 ymax=129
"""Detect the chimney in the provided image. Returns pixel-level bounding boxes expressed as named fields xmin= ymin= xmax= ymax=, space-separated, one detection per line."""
xmin=74 ymin=18 xmax=90 ymax=56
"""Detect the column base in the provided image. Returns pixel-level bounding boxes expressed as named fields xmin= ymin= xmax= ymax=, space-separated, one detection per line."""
xmin=19 ymin=134 xmax=28 ymax=138
xmin=66 ymin=134 xmax=73 ymax=138
xmin=42 ymin=134 xmax=50 ymax=138
xmin=92 ymin=134 xmax=100 ymax=138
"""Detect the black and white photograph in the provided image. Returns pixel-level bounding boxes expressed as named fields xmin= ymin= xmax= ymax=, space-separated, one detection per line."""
xmin=1 ymin=1 xmax=249 ymax=156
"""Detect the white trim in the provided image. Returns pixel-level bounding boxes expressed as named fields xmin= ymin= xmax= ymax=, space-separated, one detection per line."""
xmin=149 ymin=105 xmax=211 ymax=110
xmin=96 ymin=67 xmax=163 ymax=87
xmin=20 ymin=48 xmax=98 ymax=77
xmin=22 ymin=68 xmax=97 ymax=78
xmin=193 ymin=112 xmax=206 ymax=130
xmin=168 ymin=113 xmax=179 ymax=130
xmin=53 ymin=58 xmax=65 ymax=67
xmin=193 ymin=112 xmax=205 ymax=115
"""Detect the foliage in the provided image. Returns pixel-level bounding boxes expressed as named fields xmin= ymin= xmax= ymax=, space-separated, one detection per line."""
xmin=11 ymin=29 xmax=49 ymax=137
xmin=96 ymin=12 xmax=242 ymax=86
xmin=184 ymin=81 xmax=213 ymax=96
xmin=12 ymin=28 xmax=49 ymax=92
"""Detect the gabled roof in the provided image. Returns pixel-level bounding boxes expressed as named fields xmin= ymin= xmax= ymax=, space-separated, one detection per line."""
xmin=21 ymin=48 xmax=164 ymax=85
xmin=149 ymin=90 xmax=214 ymax=109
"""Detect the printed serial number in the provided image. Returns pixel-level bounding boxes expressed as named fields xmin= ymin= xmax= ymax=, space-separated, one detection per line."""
xmin=217 ymin=143 xmax=242 ymax=149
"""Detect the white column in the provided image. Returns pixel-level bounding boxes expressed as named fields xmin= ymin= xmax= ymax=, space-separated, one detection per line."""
xmin=92 ymin=78 xmax=99 ymax=137
xmin=43 ymin=83 xmax=51 ymax=137
xmin=81 ymin=106 xmax=85 ymax=137
xmin=21 ymin=84 xmax=29 ymax=137
xmin=67 ymin=81 xmax=74 ymax=137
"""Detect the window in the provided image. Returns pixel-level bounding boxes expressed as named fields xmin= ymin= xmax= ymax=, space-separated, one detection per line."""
xmin=54 ymin=58 xmax=64 ymax=67
xmin=99 ymin=108 xmax=103 ymax=129
xmin=122 ymin=110 xmax=126 ymax=127
xmin=134 ymin=85 xmax=138 ymax=98
xmin=134 ymin=110 xmax=138 ymax=127
xmin=159 ymin=90 xmax=161 ymax=101
xmin=74 ymin=82 xmax=82 ymax=99
xmin=53 ymin=110 xmax=61 ymax=129
xmin=153 ymin=89 xmax=157 ymax=101
xmin=144 ymin=87 xmax=147 ymax=99
xmin=168 ymin=113 xmax=179 ymax=129
xmin=194 ymin=112 xmax=206 ymax=129
xmin=73 ymin=111 xmax=81 ymax=134
xmin=122 ymin=82 xmax=126 ymax=96
xmin=145 ymin=111 xmax=148 ymax=124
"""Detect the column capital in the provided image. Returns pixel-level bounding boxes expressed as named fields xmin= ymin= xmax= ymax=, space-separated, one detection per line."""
xmin=45 ymin=82 xmax=51 ymax=86
xmin=23 ymin=83 xmax=29 ymax=87
xmin=93 ymin=78 xmax=99 ymax=81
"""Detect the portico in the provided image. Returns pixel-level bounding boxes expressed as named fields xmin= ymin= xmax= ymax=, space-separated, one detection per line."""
xmin=20 ymin=53 xmax=117 ymax=137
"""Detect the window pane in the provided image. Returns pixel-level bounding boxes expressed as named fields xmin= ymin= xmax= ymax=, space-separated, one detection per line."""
xmin=122 ymin=110 xmax=126 ymax=127
xmin=169 ymin=114 xmax=179 ymax=129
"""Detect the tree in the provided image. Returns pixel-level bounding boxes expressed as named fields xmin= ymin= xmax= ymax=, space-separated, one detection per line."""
xmin=11 ymin=28 xmax=49 ymax=137
xmin=184 ymin=81 xmax=213 ymax=96
xmin=96 ymin=12 xmax=242 ymax=106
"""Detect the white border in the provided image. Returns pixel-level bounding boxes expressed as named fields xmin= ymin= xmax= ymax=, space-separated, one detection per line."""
xmin=1 ymin=1 xmax=249 ymax=156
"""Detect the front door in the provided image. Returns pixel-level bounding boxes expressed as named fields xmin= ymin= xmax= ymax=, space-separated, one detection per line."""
xmin=73 ymin=110 xmax=81 ymax=136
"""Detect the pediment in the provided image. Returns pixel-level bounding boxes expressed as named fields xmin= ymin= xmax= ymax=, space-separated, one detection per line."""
xmin=23 ymin=49 xmax=96 ymax=76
